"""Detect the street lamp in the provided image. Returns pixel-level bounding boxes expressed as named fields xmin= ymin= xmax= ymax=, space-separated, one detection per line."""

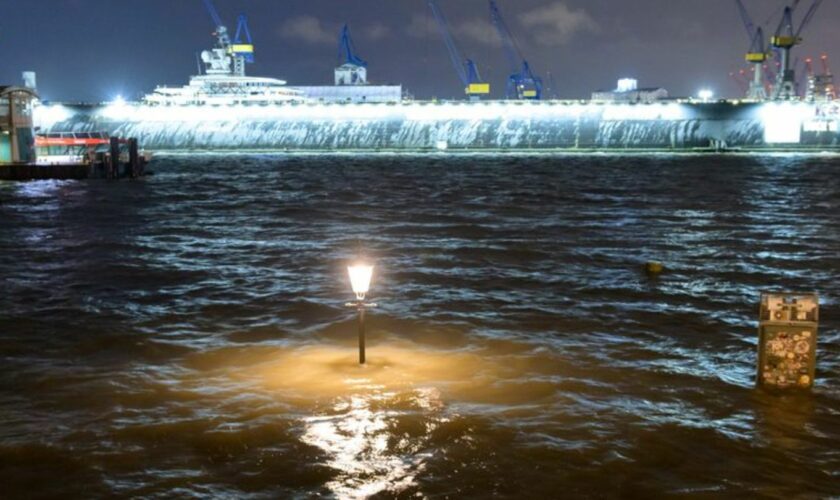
xmin=698 ymin=89 xmax=714 ymax=102
xmin=346 ymin=263 xmax=376 ymax=364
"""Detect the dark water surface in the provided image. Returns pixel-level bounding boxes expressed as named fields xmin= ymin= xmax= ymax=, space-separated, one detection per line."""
xmin=1 ymin=154 xmax=839 ymax=498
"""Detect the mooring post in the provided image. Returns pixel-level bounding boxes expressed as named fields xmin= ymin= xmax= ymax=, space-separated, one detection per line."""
xmin=128 ymin=138 xmax=139 ymax=178
xmin=109 ymin=137 xmax=120 ymax=179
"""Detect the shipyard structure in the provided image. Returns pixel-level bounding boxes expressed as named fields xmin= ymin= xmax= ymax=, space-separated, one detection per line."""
xmin=34 ymin=99 xmax=840 ymax=151
xmin=32 ymin=0 xmax=840 ymax=152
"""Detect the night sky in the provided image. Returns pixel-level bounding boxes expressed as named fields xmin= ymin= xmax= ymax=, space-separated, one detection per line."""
xmin=1 ymin=0 xmax=837 ymax=102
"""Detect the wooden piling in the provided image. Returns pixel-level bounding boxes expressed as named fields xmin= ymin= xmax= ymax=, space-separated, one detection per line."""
xmin=128 ymin=138 xmax=139 ymax=178
xmin=109 ymin=137 xmax=120 ymax=179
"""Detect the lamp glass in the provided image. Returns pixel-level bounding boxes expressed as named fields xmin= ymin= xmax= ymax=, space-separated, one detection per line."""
xmin=348 ymin=265 xmax=374 ymax=300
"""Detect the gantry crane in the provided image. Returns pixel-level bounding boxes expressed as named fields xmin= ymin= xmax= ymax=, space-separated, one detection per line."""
xmin=201 ymin=0 xmax=254 ymax=77
xmin=734 ymin=0 xmax=768 ymax=100
xmin=770 ymin=0 xmax=824 ymax=100
xmin=488 ymin=0 xmax=542 ymax=100
xmin=233 ymin=15 xmax=255 ymax=66
xmin=427 ymin=0 xmax=490 ymax=100
xmin=334 ymin=25 xmax=370 ymax=85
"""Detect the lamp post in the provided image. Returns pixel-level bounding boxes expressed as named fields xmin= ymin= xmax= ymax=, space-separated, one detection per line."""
xmin=346 ymin=264 xmax=376 ymax=365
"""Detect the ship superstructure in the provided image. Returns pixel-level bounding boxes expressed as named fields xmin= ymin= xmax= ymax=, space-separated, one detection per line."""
xmin=145 ymin=75 xmax=302 ymax=106
xmin=143 ymin=0 xmax=302 ymax=106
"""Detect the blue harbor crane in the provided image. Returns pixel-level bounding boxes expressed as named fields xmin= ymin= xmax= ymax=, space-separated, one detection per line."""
xmin=734 ymin=0 xmax=768 ymax=100
xmin=339 ymin=25 xmax=367 ymax=68
xmin=200 ymin=0 xmax=254 ymax=77
xmin=427 ymin=0 xmax=490 ymax=100
xmin=233 ymin=15 xmax=256 ymax=64
xmin=335 ymin=25 xmax=368 ymax=86
xmin=770 ymin=0 xmax=824 ymax=99
xmin=488 ymin=0 xmax=542 ymax=100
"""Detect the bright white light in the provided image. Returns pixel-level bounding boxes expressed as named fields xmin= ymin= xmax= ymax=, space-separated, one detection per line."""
xmin=348 ymin=265 xmax=374 ymax=300
xmin=112 ymin=94 xmax=126 ymax=106
xmin=33 ymin=103 xmax=71 ymax=128
xmin=698 ymin=89 xmax=714 ymax=102
xmin=616 ymin=78 xmax=638 ymax=92
xmin=762 ymin=102 xmax=809 ymax=144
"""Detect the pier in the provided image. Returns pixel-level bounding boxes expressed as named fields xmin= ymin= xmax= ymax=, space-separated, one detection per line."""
xmin=0 ymin=86 xmax=148 ymax=181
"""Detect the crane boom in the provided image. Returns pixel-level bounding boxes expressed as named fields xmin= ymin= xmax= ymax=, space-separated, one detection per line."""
xmin=488 ymin=0 xmax=524 ymax=74
xmin=202 ymin=0 xmax=224 ymax=29
xmin=428 ymin=0 xmax=468 ymax=85
xmin=427 ymin=0 xmax=489 ymax=98
xmin=735 ymin=0 xmax=755 ymax=39
xmin=795 ymin=0 xmax=823 ymax=38
xmin=202 ymin=0 xmax=230 ymax=47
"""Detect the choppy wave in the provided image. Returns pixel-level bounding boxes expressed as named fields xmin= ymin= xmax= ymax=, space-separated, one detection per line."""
xmin=0 ymin=154 xmax=838 ymax=498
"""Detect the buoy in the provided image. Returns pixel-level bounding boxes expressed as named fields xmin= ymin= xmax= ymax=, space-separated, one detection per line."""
xmin=645 ymin=261 xmax=665 ymax=276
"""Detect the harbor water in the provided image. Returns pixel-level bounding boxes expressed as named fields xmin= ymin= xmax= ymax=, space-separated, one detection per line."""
xmin=1 ymin=153 xmax=838 ymax=498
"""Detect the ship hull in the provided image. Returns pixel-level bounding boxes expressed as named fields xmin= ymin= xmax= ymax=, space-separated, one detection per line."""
xmin=35 ymin=100 xmax=840 ymax=151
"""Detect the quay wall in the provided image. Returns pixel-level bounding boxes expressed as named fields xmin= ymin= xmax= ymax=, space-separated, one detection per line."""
xmin=35 ymin=101 xmax=840 ymax=151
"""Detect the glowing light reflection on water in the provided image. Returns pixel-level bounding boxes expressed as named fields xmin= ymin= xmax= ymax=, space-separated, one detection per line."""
xmin=302 ymin=388 xmax=443 ymax=499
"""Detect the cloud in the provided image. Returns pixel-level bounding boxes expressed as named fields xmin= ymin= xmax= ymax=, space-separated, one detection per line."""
xmin=278 ymin=17 xmax=389 ymax=45
xmin=518 ymin=2 xmax=599 ymax=46
xmin=408 ymin=13 xmax=500 ymax=48
xmin=364 ymin=23 xmax=391 ymax=41
xmin=277 ymin=16 xmax=335 ymax=45
xmin=456 ymin=19 xmax=501 ymax=47
xmin=407 ymin=14 xmax=436 ymax=39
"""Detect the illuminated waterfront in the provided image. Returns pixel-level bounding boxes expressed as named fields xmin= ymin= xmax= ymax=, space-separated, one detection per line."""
xmin=0 ymin=154 xmax=838 ymax=497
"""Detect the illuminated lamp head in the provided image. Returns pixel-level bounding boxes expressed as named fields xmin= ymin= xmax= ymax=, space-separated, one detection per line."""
xmin=348 ymin=264 xmax=374 ymax=301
